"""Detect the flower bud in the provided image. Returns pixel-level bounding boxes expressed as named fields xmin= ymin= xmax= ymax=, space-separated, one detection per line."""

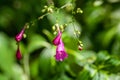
xmin=76 ymin=8 xmax=83 ymax=14
xmin=78 ymin=45 xmax=83 ymax=51
xmin=16 ymin=46 xmax=22 ymax=60
xmin=52 ymin=30 xmax=62 ymax=46
xmin=15 ymin=27 xmax=25 ymax=42
xmin=47 ymin=7 xmax=53 ymax=13
xmin=52 ymin=26 xmax=56 ymax=31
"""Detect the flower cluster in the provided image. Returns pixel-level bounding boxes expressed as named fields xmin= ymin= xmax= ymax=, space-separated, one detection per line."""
xmin=53 ymin=30 xmax=68 ymax=61
xmin=14 ymin=3 xmax=83 ymax=61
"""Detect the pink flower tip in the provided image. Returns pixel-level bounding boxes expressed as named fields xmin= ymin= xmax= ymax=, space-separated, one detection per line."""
xmin=16 ymin=47 xmax=22 ymax=60
xmin=15 ymin=28 xmax=25 ymax=42
xmin=52 ymin=31 xmax=62 ymax=46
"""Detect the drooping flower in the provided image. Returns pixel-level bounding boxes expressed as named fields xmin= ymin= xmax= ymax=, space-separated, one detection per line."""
xmin=55 ymin=39 xmax=68 ymax=61
xmin=15 ymin=27 xmax=25 ymax=42
xmin=16 ymin=45 xmax=22 ymax=60
xmin=52 ymin=30 xmax=62 ymax=46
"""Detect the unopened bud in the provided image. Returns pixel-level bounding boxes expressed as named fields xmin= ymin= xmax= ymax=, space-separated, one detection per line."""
xmin=15 ymin=27 xmax=25 ymax=42
xmin=53 ymin=31 xmax=57 ymax=35
xmin=47 ymin=8 xmax=53 ymax=13
xmin=78 ymin=45 xmax=83 ymax=51
xmin=55 ymin=24 xmax=59 ymax=27
xmin=42 ymin=9 xmax=46 ymax=13
xmin=78 ymin=41 xmax=82 ymax=44
xmin=44 ymin=5 xmax=48 ymax=9
xmin=60 ymin=25 xmax=64 ymax=31
xmin=16 ymin=45 xmax=22 ymax=60
xmin=52 ymin=26 xmax=56 ymax=31
xmin=23 ymin=34 xmax=27 ymax=38
xmin=60 ymin=25 xmax=64 ymax=30
xmin=76 ymin=8 xmax=83 ymax=14
xmin=26 ymin=24 xmax=29 ymax=29
xmin=80 ymin=43 xmax=83 ymax=47
xmin=74 ymin=31 xmax=76 ymax=35
xmin=77 ymin=31 xmax=81 ymax=34
xmin=55 ymin=24 xmax=59 ymax=30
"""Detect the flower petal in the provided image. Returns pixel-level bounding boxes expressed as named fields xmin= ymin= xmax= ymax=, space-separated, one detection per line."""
xmin=52 ymin=31 xmax=62 ymax=46
xmin=55 ymin=51 xmax=68 ymax=61
xmin=55 ymin=39 xmax=68 ymax=61
xmin=15 ymin=27 xmax=25 ymax=42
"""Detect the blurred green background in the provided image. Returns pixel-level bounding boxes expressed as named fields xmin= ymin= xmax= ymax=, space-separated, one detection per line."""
xmin=0 ymin=0 xmax=120 ymax=80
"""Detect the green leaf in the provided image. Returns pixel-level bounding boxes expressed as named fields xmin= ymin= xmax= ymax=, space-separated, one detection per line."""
xmin=75 ymin=51 xmax=96 ymax=66
xmin=76 ymin=69 xmax=91 ymax=80
xmin=27 ymin=34 xmax=50 ymax=54
xmin=0 ymin=33 xmax=14 ymax=76
xmin=92 ymin=71 xmax=108 ymax=80
xmin=102 ymin=27 xmax=117 ymax=47
xmin=39 ymin=47 xmax=55 ymax=79
xmin=0 ymin=74 xmax=9 ymax=80
xmin=97 ymin=51 xmax=110 ymax=61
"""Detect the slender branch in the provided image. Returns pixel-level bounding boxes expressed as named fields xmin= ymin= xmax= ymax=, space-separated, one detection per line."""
xmin=38 ymin=13 xmax=49 ymax=20
xmin=60 ymin=3 xmax=72 ymax=9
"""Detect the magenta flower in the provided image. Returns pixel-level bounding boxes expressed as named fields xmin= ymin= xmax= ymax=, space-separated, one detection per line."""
xmin=52 ymin=31 xmax=62 ymax=46
xmin=16 ymin=46 xmax=22 ymax=60
xmin=15 ymin=27 xmax=25 ymax=42
xmin=55 ymin=39 xmax=68 ymax=61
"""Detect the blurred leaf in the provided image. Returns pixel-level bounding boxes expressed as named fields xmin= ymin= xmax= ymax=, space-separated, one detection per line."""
xmin=97 ymin=51 xmax=110 ymax=61
xmin=0 ymin=7 xmax=14 ymax=27
xmin=12 ymin=65 xmax=27 ymax=80
xmin=76 ymin=69 xmax=91 ymax=80
xmin=108 ymin=57 xmax=120 ymax=66
xmin=39 ymin=47 xmax=55 ymax=79
xmin=75 ymin=50 xmax=96 ymax=66
xmin=43 ymin=29 xmax=54 ymax=41
xmin=27 ymin=34 xmax=50 ymax=54
xmin=109 ymin=74 xmax=120 ymax=80
xmin=85 ymin=6 xmax=106 ymax=31
xmin=92 ymin=71 xmax=108 ymax=80
xmin=0 ymin=33 xmax=14 ymax=76
xmin=102 ymin=27 xmax=117 ymax=47
xmin=0 ymin=74 xmax=9 ymax=80
xmin=84 ymin=65 xmax=97 ymax=77
xmin=30 ymin=59 xmax=39 ymax=79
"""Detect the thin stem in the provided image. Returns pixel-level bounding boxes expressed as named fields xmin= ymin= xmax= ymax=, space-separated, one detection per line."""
xmin=60 ymin=3 xmax=71 ymax=9
xmin=71 ymin=17 xmax=79 ymax=42
xmin=38 ymin=13 xmax=49 ymax=20
xmin=23 ymin=13 xmax=50 ymax=29
xmin=23 ymin=53 xmax=30 ymax=80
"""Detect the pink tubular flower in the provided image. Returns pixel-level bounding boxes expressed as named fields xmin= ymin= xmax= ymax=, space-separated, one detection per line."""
xmin=15 ymin=27 xmax=25 ymax=42
xmin=16 ymin=46 xmax=22 ymax=60
xmin=55 ymin=39 xmax=68 ymax=61
xmin=52 ymin=31 xmax=62 ymax=46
